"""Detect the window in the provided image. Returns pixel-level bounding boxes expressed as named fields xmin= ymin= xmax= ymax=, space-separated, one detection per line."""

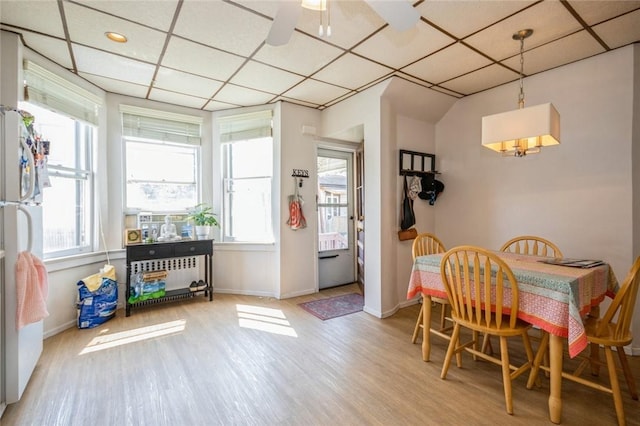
xmin=317 ymin=153 xmax=349 ymax=252
xmin=121 ymin=106 xmax=201 ymax=212
xmin=21 ymin=61 xmax=100 ymax=258
xmin=219 ymin=111 xmax=273 ymax=243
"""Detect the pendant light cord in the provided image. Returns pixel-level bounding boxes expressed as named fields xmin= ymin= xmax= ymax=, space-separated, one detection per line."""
xmin=518 ymin=36 xmax=525 ymax=109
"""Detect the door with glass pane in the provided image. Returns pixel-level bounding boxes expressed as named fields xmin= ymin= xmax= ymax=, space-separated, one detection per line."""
xmin=317 ymin=149 xmax=355 ymax=289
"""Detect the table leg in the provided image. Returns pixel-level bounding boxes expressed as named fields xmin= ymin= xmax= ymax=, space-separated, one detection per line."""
xmin=422 ymin=295 xmax=432 ymax=362
xmin=549 ymin=334 xmax=563 ymax=424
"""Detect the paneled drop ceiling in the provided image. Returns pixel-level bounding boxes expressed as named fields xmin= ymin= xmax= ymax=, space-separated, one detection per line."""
xmin=1 ymin=0 xmax=639 ymax=112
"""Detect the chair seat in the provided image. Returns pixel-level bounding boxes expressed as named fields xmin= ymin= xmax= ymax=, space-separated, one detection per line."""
xmin=454 ymin=315 xmax=532 ymax=337
xmin=584 ymin=316 xmax=633 ymax=347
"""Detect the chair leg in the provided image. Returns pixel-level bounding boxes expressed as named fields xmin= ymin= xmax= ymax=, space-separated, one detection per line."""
xmin=604 ymin=346 xmax=626 ymax=426
xmin=411 ymin=302 xmax=423 ymax=344
xmin=527 ymin=331 xmax=549 ymax=390
xmin=589 ymin=341 xmax=601 ymax=376
xmin=500 ymin=336 xmax=513 ymax=415
xmin=439 ymin=302 xmax=447 ymax=330
xmin=481 ymin=333 xmax=494 ymax=355
xmin=616 ymin=346 xmax=639 ymax=400
xmin=441 ymin=323 xmax=461 ymax=380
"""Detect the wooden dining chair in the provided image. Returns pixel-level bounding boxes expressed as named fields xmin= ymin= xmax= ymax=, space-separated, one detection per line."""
xmin=499 ymin=235 xmax=563 ymax=258
xmin=494 ymin=235 xmax=563 ymax=356
xmin=440 ymin=246 xmax=535 ymax=415
xmin=410 ymin=233 xmax=448 ymax=344
xmin=527 ymin=256 xmax=640 ymax=425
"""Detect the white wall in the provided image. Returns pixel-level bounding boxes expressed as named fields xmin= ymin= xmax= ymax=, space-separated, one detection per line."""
xmin=278 ymin=102 xmax=321 ymax=298
xmin=395 ymin=115 xmax=437 ymax=306
xmin=435 ymin=45 xmax=638 ymax=352
xmin=631 ymin=43 xmax=640 ymax=341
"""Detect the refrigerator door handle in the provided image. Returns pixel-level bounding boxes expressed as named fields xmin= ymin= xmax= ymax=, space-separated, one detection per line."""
xmin=19 ymin=135 xmax=36 ymax=202
xmin=17 ymin=205 xmax=33 ymax=252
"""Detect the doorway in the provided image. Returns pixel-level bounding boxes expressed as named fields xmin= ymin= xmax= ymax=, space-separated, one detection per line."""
xmin=317 ymin=148 xmax=355 ymax=289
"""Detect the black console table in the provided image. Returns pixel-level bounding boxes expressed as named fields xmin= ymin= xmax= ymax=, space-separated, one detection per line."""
xmin=125 ymin=239 xmax=213 ymax=316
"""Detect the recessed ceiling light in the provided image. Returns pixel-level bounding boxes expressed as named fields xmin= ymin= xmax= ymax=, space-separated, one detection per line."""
xmin=105 ymin=32 xmax=127 ymax=43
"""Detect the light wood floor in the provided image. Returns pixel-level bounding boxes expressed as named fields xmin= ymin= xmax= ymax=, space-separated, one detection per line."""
xmin=2 ymin=284 xmax=638 ymax=426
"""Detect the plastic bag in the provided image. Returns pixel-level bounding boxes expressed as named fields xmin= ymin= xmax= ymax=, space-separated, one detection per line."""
xmin=76 ymin=264 xmax=118 ymax=329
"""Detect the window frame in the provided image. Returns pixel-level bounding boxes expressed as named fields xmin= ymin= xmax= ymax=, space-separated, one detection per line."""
xmin=221 ymin=136 xmax=274 ymax=243
xmin=123 ymin=136 xmax=201 ymax=213
xmin=18 ymin=101 xmax=96 ymax=259
xmin=120 ymin=105 xmax=203 ymax=216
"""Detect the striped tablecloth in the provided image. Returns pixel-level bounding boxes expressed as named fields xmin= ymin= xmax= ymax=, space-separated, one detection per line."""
xmin=407 ymin=251 xmax=618 ymax=358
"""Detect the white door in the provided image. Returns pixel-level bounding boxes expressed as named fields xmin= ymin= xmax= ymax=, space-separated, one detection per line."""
xmin=317 ymin=149 xmax=355 ymax=289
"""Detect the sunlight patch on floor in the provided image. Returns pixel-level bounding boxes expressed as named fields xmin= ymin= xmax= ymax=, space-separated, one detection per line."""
xmin=79 ymin=319 xmax=186 ymax=355
xmin=236 ymin=304 xmax=297 ymax=337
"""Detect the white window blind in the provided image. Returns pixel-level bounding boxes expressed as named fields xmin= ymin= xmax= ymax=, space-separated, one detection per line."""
xmin=120 ymin=105 xmax=202 ymax=145
xmin=218 ymin=110 xmax=272 ymax=143
xmin=23 ymin=60 xmax=102 ymax=125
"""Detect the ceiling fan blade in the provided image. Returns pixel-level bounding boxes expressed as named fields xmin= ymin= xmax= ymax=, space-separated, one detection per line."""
xmin=266 ymin=2 xmax=302 ymax=46
xmin=364 ymin=0 xmax=420 ymax=32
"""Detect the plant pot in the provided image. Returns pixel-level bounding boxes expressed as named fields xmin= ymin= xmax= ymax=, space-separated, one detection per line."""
xmin=195 ymin=225 xmax=211 ymax=240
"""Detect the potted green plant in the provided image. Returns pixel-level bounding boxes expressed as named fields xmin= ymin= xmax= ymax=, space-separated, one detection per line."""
xmin=186 ymin=203 xmax=219 ymax=240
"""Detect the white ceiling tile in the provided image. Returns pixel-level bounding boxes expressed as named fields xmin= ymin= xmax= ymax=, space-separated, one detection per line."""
xmin=73 ymin=44 xmax=156 ymax=86
xmin=229 ymin=61 xmax=304 ymax=95
xmin=502 ymin=30 xmax=606 ymax=76
xmin=464 ymin=1 xmax=582 ymax=61
xmin=272 ymin=95 xmax=321 ymax=109
xmin=215 ymin=84 xmax=276 ymax=107
xmin=282 ymin=79 xmax=351 ymax=105
xmin=430 ymin=86 xmax=464 ymax=99
xmin=203 ymin=99 xmax=241 ymax=112
xmin=64 ymin=2 xmax=165 ymax=64
xmin=416 ymin=0 xmax=537 ymax=39
xmin=353 ymin=20 xmax=455 ymax=69
xmin=70 ymin=0 xmax=179 ymax=31
xmin=0 ymin=0 xmax=65 ymax=38
xmin=402 ymin=42 xmax=492 ymax=85
xmin=566 ymin=0 xmax=640 ymax=25
xmin=173 ymin=0 xmax=271 ymax=56
xmin=154 ymin=67 xmax=223 ymax=99
xmin=592 ymin=9 xmax=640 ymax=50
xmin=440 ymin=64 xmax=518 ymax=95
xmin=253 ymin=31 xmax=344 ymax=75
xmin=395 ymin=72 xmax=431 ymax=89
xmin=148 ymin=88 xmax=208 ymax=109
xmin=313 ymin=53 xmax=393 ymax=90
xmin=78 ymin=72 xmax=149 ymax=98
xmin=21 ymin=32 xmax=74 ymax=69
xmin=162 ymin=37 xmax=245 ymax=81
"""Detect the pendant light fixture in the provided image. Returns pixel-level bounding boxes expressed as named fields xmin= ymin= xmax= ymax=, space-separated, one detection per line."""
xmin=481 ymin=29 xmax=560 ymax=157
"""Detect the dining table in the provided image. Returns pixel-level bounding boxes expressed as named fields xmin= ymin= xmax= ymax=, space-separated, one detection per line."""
xmin=407 ymin=250 xmax=619 ymax=424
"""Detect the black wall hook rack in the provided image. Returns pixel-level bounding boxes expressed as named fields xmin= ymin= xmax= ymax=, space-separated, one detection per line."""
xmin=399 ymin=149 xmax=438 ymax=176
xmin=292 ymin=169 xmax=309 ymax=187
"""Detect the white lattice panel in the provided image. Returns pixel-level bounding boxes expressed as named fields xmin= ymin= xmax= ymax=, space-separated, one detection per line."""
xmin=131 ymin=256 xmax=200 ymax=291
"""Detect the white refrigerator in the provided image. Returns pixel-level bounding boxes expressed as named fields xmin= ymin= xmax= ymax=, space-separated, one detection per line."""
xmin=0 ymin=107 xmax=45 ymax=414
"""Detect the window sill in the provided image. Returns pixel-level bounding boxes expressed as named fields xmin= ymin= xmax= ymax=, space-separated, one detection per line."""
xmin=44 ymin=249 xmax=125 ymax=273
xmin=213 ymin=242 xmax=275 ymax=252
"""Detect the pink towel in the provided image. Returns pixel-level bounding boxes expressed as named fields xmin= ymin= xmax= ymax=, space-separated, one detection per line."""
xmin=15 ymin=251 xmax=49 ymax=330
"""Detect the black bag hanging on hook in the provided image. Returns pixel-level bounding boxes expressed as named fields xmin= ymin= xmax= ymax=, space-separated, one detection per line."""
xmin=400 ymin=176 xmax=416 ymax=230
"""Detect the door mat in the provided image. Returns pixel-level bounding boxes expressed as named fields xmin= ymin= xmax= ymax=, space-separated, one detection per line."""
xmin=298 ymin=293 xmax=364 ymax=320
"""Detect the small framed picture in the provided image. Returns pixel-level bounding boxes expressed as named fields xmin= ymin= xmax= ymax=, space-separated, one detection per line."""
xmin=125 ymin=228 xmax=142 ymax=245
